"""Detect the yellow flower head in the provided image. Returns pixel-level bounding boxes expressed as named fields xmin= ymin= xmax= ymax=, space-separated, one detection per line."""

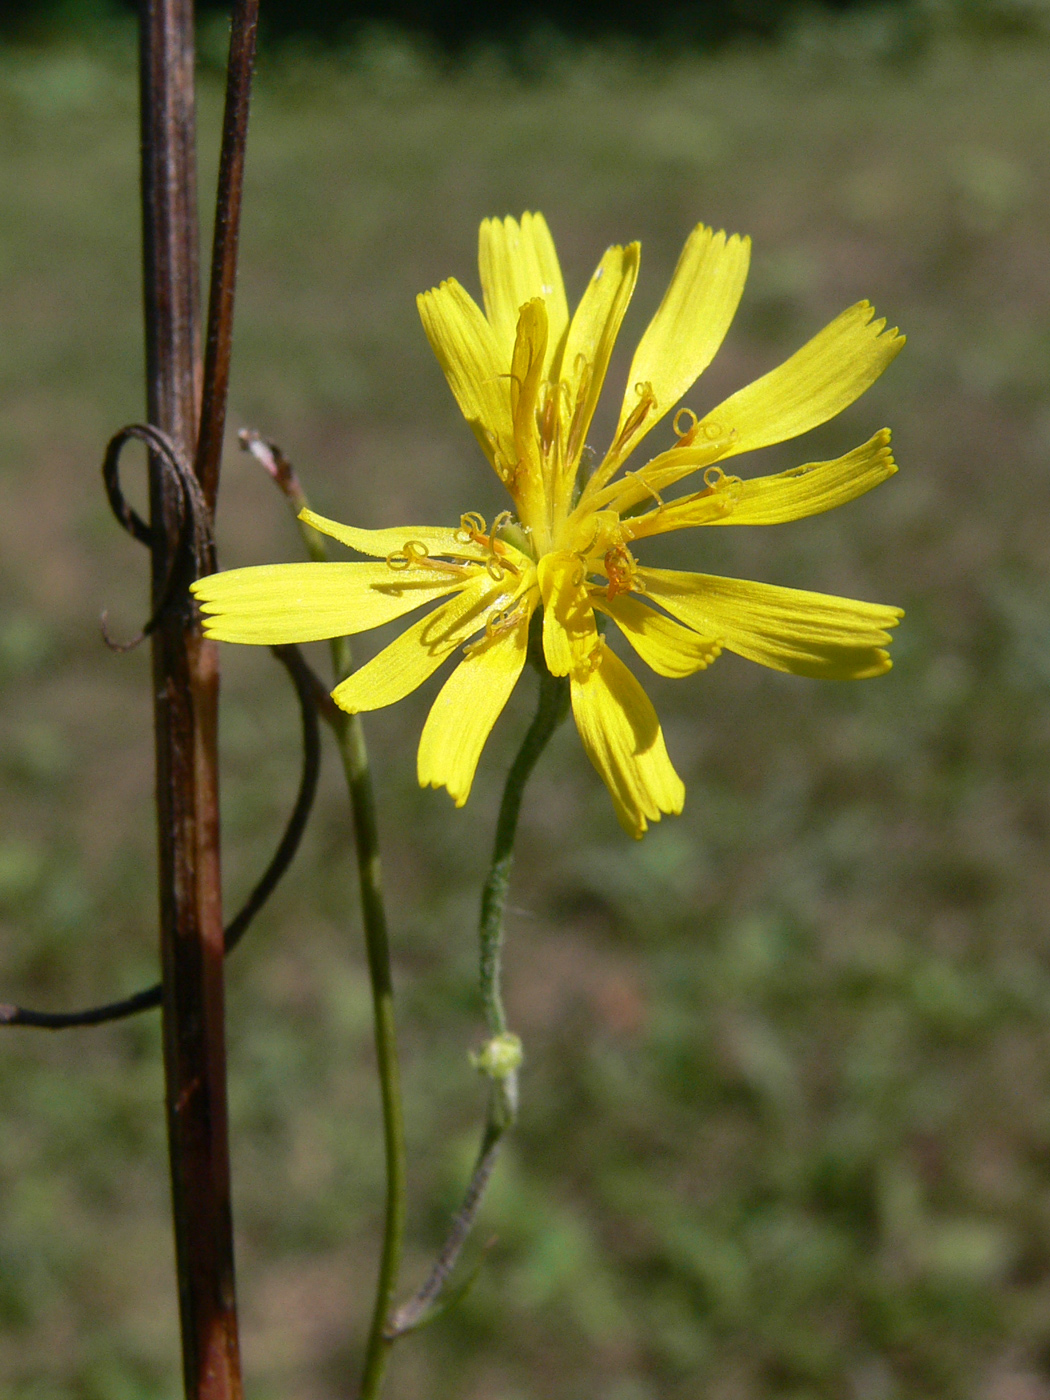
xmin=192 ymin=214 xmax=904 ymax=837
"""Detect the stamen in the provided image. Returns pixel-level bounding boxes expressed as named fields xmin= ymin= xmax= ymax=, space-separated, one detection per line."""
xmin=539 ymin=380 xmax=563 ymax=457
xmin=565 ymin=360 xmax=594 ymax=468
xmin=456 ymin=511 xmax=488 ymax=545
xmin=482 ymin=511 xmax=522 ymax=581
xmin=583 ymin=636 xmax=605 ymax=677
xmin=494 ymin=450 xmax=521 ymax=490
xmin=610 ymin=380 xmax=657 ymax=459
xmin=622 ymin=468 xmax=665 ymax=512
xmin=573 ymin=519 xmax=601 ymax=562
xmin=385 ymin=538 xmax=430 ymax=571
xmin=465 ymin=599 xmax=525 ymax=654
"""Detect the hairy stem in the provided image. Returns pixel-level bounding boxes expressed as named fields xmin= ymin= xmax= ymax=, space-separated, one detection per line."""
xmin=386 ymin=647 xmax=569 ymax=1339
xmin=480 ymin=654 xmax=570 ymax=1040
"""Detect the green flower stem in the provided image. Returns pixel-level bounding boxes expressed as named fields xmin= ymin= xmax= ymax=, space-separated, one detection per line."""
xmin=250 ymin=440 xmax=405 ymax=1400
xmin=478 ymin=653 xmax=569 ymax=1123
xmin=386 ymin=646 xmax=569 ymax=1338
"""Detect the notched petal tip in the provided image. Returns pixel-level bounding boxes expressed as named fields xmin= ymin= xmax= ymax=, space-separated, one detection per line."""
xmin=330 ymin=681 xmax=362 ymax=715
xmin=854 ymin=648 xmax=894 ymax=679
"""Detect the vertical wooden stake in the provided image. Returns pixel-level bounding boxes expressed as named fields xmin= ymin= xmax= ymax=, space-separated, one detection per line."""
xmin=139 ymin=2 xmax=243 ymax=1396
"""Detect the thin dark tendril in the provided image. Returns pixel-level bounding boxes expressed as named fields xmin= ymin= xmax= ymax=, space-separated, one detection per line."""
xmin=223 ymin=645 xmax=321 ymax=955
xmin=100 ymin=423 xmax=214 ymax=649
xmin=0 ymin=643 xmax=322 ymax=1031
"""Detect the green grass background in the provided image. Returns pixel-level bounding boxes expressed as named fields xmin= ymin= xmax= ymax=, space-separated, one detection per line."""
xmin=2 ymin=12 xmax=1050 ymax=1398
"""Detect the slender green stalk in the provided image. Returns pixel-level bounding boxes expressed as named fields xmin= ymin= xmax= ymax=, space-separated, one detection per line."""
xmin=244 ymin=434 xmax=405 ymax=1399
xmin=387 ymin=643 xmax=568 ymax=1338
xmin=477 ymin=651 xmax=569 ymax=1123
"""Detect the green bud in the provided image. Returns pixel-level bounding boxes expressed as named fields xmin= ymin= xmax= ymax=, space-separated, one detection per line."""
xmin=471 ymin=1032 xmax=523 ymax=1079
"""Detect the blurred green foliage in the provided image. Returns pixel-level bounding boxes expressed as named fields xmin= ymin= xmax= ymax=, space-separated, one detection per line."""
xmin=2 ymin=9 xmax=1050 ymax=1399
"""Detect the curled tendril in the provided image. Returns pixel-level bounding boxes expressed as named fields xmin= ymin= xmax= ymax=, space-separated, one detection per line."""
xmin=704 ymin=466 xmax=726 ymax=489
xmin=673 ymin=407 xmax=698 ymax=438
xmin=703 ymin=419 xmax=724 ymax=441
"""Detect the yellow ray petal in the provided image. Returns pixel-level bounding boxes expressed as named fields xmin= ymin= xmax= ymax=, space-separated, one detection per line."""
xmin=607 ymin=226 xmax=750 ymax=469
xmin=555 ymin=242 xmax=640 ymax=512
xmin=620 ymin=478 xmax=737 ymax=542
xmin=594 ymin=593 xmax=722 ymax=677
xmin=571 ymin=644 xmax=684 ymax=838
xmin=417 ymin=602 xmax=534 ymax=806
xmin=538 ymin=551 xmax=600 ymax=678
xmin=711 ymin=428 xmax=901 ymax=523
xmin=299 ymin=510 xmax=493 ymax=564
xmin=191 ymin=562 xmax=466 ymax=644
xmin=638 ymin=568 xmax=902 ymax=680
xmin=478 ymin=212 xmax=569 ymax=376
xmin=332 ymin=576 xmax=503 ymax=713
xmin=697 ymin=302 xmax=904 ymax=458
xmin=417 ymin=278 xmax=515 ymax=478
xmin=509 ymin=298 xmax=549 ymax=528
xmin=623 ymin=430 xmax=898 ymax=540
xmin=710 ymin=429 xmax=897 ymax=524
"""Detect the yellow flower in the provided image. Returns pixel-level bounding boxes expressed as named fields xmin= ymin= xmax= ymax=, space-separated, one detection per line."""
xmin=192 ymin=214 xmax=904 ymax=837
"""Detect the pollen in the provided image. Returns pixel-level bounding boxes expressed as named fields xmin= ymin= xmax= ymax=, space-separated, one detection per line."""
xmin=603 ymin=544 xmax=636 ymax=600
